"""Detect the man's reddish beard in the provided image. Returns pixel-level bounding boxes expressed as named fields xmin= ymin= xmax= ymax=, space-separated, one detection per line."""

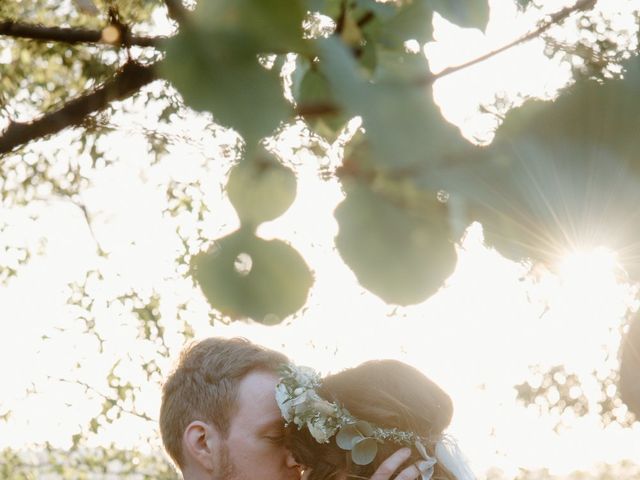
xmin=214 ymin=443 xmax=235 ymax=480
xmin=215 ymin=443 xmax=302 ymax=480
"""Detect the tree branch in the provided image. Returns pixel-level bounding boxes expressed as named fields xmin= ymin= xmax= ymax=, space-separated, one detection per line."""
xmin=0 ymin=20 xmax=163 ymax=47
xmin=430 ymin=0 xmax=598 ymax=82
xmin=56 ymin=377 xmax=155 ymax=422
xmin=0 ymin=61 xmax=157 ymax=156
xmin=299 ymin=0 xmax=598 ymax=115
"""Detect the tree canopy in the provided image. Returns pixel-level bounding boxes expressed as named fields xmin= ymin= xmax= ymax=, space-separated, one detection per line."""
xmin=2 ymin=0 xmax=640 ymax=477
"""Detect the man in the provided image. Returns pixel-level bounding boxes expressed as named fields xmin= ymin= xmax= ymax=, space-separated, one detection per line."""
xmin=160 ymin=337 xmax=421 ymax=480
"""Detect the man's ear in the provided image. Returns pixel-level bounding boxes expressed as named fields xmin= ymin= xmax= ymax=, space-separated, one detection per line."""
xmin=183 ymin=420 xmax=221 ymax=471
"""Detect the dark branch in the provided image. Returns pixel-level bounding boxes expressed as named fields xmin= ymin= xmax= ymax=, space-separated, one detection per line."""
xmin=296 ymin=102 xmax=341 ymax=118
xmin=0 ymin=62 xmax=157 ymax=156
xmin=164 ymin=0 xmax=189 ymax=26
xmin=0 ymin=20 xmax=163 ymax=47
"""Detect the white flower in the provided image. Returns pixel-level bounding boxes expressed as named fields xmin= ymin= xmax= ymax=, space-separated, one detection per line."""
xmin=312 ymin=398 xmax=337 ymax=416
xmin=307 ymin=419 xmax=338 ymax=444
xmin=293 ymin=366 xmax=320 ymax=387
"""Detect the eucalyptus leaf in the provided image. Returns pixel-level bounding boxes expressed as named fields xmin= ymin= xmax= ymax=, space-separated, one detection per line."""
xmin=336 ymin=424 xmax=361 ymax=450
xmin=351 ymin=437 xmax=379 ymax=465
xmin=355 ymin=420 xmax=375 ymax=437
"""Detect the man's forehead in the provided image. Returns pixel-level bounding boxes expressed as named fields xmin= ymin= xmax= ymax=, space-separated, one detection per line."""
xmin=234 ymin=370 xmax=284 ymax=425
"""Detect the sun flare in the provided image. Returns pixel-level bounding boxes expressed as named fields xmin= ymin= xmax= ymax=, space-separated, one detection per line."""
xmin=557 ymin=247 xmax=619 ymax=284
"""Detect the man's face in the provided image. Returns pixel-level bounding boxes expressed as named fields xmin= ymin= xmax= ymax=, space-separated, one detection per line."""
xmin=220 ymin=370 xmax=301 ymax=480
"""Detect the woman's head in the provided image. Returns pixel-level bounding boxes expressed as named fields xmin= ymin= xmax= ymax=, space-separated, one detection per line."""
xmin=284 ymin=359 xmax=455 ymax=480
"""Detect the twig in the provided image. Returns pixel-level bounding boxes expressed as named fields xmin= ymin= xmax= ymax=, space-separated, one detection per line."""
xmin=72 ymin=197 xmax=108 ymax=257
xmin=0 ymin=20 xmax=163 ymax=47
xmin=429 ymin=0 xmax=598 ymax=82
xmin=0 ymin=61 xmax=157 ymax=156
xmin=164 ymin=0 xmax=188 ymax=26
xmin=56 ymin=377 xmax=155 ymax=422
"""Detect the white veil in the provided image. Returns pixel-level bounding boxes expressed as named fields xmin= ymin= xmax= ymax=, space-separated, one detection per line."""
xmin=434 ymin=435 xmax=477 ymax=480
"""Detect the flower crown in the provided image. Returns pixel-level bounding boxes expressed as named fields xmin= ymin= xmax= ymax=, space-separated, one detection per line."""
xmin=275 ymin=364 xmax=437 ymax=479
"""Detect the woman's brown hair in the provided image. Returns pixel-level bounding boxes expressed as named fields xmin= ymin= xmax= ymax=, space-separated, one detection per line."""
xmin=286 ymin=359 xmax=455 ymax=480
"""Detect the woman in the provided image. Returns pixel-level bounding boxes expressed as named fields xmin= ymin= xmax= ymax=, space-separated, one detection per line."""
xmin=276 ymin=359 xmax=475 ymax=480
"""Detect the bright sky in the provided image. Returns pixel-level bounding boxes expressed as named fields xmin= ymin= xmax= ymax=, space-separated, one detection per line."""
xmin=1 ymin=1 xmax=640 ymax=478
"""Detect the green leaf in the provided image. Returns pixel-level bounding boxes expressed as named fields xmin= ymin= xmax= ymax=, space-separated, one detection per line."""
xmin=336 ymin=424 xmax=362 ymax=450
xmin=160 ymin=0 xmax=312 ymax=142
xmin=354 ymin=0 xmax=398 ymax=21
xmin=192 ymin=229 xmax=313 ymax=322
xmin=296 ymin=66 xmax=349 ymax=138
xmin=496 ymin=57 xmax=640 ymax=176
xmin=351 ymin=437 xmax=378 ymax=465
xmin=193 ymin=0 xmax=308 ymax=54
xmin=514 ymin=0 xmax=532 ymax=11
xmin=468 ymin=56 xmax=640 ymax=275
xmin=354 ymin=420 xmax=374 ymax=437
xmin=383 ymin=0 xmax=433 ymax=45
xmin=308 ymin=0 xmax=344 ymax=19
xmin=226 ymin=147 xmax=297 ymax=228
xmin=370 ymin=0 xmax=434 ymax=48
xmin=428 ymin=0 xmax=490 ymax=31
xmin=317 ymin=37 xmax=470 ymax=168
xmin=335 ymin=179 xmax=457 ymax=305
xmin=462 ymin=139 xmax=640 ymax=267
xmin=161 ymin=30 xmax=291 ymax=143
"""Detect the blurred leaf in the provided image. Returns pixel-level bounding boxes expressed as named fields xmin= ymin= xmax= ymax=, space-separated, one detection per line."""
xmin=515 ymin=0 xmax=533 ymax=11
xmin=317 ymin=37 xmax=469 ymax=168
xmin=335 ymin=179 xmax=457 ymax=305
xmin=226 ymin=147 xmax=297 ymax=227
xmin=361 ymin=0 xmax=434 ymax=48
xmin=620 ymin=312 xmax=640 ymax=418
xmin=468 ymin=56 xmax=640 ymax=273
xmin=308 ymin=0 xmax=344 ymax=18
xmin=296 ymin=65 xmax=350 ymax=138
xmin=514 ymin=365 xmax=589 ymax=421
xmin=428 ymin=0 xmax=490 ymax=31
xmin=193 ymin=0 xmax=308 ymax=54
xmin=353 ymin=0 xmax=397 ymax=21
xmin=161 ymin=30 xmax=291 ymax=143
xmin=466 ymin=140 xmax=640 ymax=267
xmin=160 ymin=0 xmax=312 ymax=142
xmin=496 ymin=57 xmax=640 ymax=171
xmin=192 ymin=229 xmax=313 ymax=322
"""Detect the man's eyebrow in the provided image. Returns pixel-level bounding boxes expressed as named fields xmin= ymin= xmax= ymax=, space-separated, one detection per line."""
xmin=257 ymin=418 xmax=285 ymax=433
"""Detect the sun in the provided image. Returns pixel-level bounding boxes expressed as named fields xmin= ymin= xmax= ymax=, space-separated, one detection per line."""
xmin=557 ymin=247 xmax=620 ymax=285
